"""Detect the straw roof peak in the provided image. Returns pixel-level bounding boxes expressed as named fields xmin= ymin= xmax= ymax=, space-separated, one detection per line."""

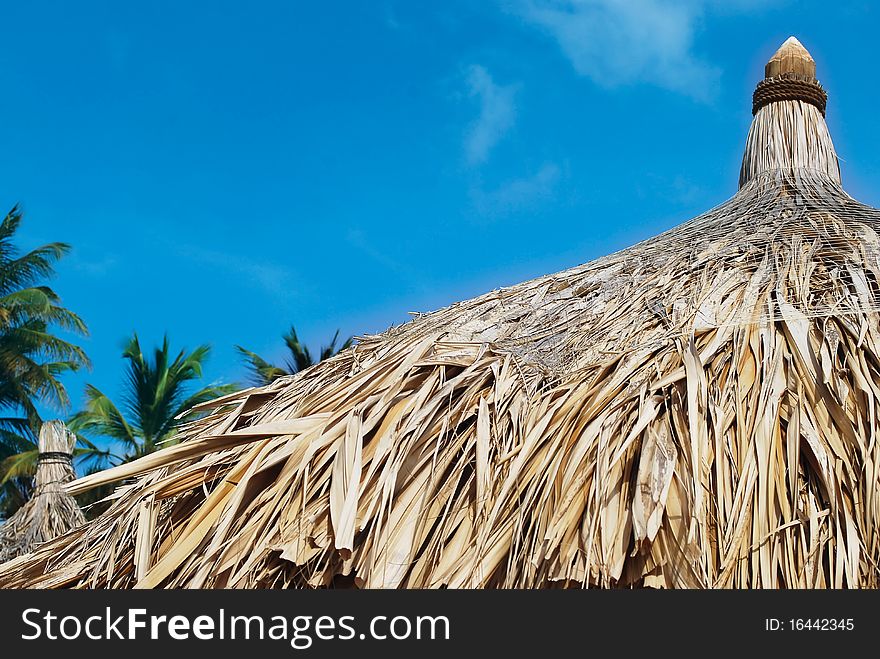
xmin=741 ymin=36 xmax=837 ymax=187
xmin=766 ymin=36 xmax=816 ymax=79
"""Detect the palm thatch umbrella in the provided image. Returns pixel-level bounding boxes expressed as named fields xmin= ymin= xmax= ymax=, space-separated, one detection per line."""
xmin=2 ymin=37 xmax=879 ymax=588
xmin=0 ymin=421 xmax=85 ymax=563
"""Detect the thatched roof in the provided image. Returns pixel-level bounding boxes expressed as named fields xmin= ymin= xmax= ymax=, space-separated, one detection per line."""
xmin=2 ymin=37 xmax=879 ymax=588
xmin=0 ymin=421 xmax=85 ymax=563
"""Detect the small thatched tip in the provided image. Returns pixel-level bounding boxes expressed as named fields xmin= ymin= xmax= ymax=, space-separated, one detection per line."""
xmin=765 ymin=36 xmax=816 ymax=80
xmin=0 ymin=420 xmax=85 ymax=563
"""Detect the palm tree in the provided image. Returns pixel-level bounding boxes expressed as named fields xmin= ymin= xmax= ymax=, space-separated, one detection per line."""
xmin=236 ymin=325 xmax=353 ymax=386
xmin=69 ymin=333 xmax=235 ymax=461
xmin=0 ymin=206 xmax=90 ymax=517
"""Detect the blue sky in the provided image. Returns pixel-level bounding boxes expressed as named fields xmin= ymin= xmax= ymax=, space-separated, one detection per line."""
xmin=2 ymin=1 xmax=880 ymax=430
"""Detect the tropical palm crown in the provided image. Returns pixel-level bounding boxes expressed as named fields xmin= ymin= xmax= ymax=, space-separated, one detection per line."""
xmin=70 ymin=334 xmax=234 ymax=461
xmin=236 ymin=325 xmax=352 ymax=386
xmin=0 ymin=206 xmax=89 ymax=516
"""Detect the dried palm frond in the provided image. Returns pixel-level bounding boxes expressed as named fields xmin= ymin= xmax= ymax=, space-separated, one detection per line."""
xmin=0 ymin=421 xmax=85 ymax=562
xmin=2 ymin=37 xmax=879 ymax=589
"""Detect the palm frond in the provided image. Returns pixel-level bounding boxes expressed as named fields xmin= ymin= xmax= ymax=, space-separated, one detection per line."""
xmin=0 ymin=448 xmax=37 ymax=484
xmin=69 ymin=384 xmax=139 ymax=453
xmin=235 ymin=345 xmax=288 ymax=386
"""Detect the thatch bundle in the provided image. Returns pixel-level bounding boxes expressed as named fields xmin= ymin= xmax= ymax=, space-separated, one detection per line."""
xmin=0 ymin=421 xmax=85 ymax=562
xmin=2 ymin=37 xmax=879 ymax=588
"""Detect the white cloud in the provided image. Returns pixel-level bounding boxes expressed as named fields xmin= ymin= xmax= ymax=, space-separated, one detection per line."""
xmin=177 ymin=245 xmax=293 ymax=296
xmin=70 ymin=253 xmax=119 ymax=277
xmin=464 ymin=65 xmax=519 ymax=165
xmin=384 ymin=2 xmax=402 ymax=30
xmin=472 ymin=162 xmax=561 ymax=217
xmin=345 ymin=229 xmax=414 ymax=279
xmin=508 ymin=0 xmax=724 ymax=100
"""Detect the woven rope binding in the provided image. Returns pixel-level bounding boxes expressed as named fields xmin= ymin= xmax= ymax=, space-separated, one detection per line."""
xmin=753 ymin=74 xmax=827 ymax=116
xmin=37 ymin=450 xmax=73 ymax=463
